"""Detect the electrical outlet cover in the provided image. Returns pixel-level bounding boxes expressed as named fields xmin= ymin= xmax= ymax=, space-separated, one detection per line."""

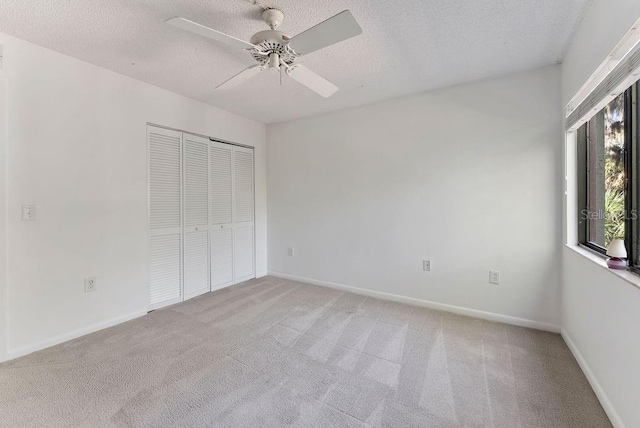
xmin=22 ymin=204 xmax=36 ymax=221
xmin=84 ymin=277 xmax=97 ymax=293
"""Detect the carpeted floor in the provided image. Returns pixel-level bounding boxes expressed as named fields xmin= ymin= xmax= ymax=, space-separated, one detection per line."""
xmin=0 ymin=276 xmax=610 ymax=427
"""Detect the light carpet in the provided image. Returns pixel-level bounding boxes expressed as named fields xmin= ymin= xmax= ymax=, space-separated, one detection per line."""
xmin=0 ymin=276 xmax=611 ymax=427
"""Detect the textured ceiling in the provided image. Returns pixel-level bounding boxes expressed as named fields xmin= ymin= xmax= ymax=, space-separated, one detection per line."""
xmin=0 ymin=0 xmax=589 ymax=123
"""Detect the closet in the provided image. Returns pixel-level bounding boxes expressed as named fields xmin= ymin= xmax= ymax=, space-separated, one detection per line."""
xmin=147 ymin=125 xmax=255 ymax=310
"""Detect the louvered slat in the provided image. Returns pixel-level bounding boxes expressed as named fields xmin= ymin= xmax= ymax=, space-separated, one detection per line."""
xmin=184 ymin=138 xmax=209 ymax=227
xmin=149 ymin=131 xmax=181 ymax=229
xmin=210 ymin=145 xmax=233 ymax=225
xmin=148 ymin=126 xmax=182 ymax=309
xmin=234 ymin=225 xmax=254 ymax=281
xmin=234 ymin=150 xmax=254 ymax=223
xmin=211 ymin=227 xmax=234 ymax=288
xmin=183 ymin=134 xmax=210 ymax=301
xmin=184 ymin=230 xmax=209 ymax=299
xmin=149 ymin=234 xmax=181 ymax=305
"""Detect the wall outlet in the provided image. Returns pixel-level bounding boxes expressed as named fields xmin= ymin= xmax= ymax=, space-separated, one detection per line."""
xmin=489 ymin=270 xmax=500 ymax=285
xmin=423 ymin=260 xmax=431 ymax=271
xmin=22 ymin=204 xmax=36 ymax=221
xmin=84 ymin=277 xmax=97 ymax=293
xmin=288 ymin=247 xmax=295 ymax=256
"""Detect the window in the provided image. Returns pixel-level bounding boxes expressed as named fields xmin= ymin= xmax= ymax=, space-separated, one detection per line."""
xmin=578 ymin=82 xmax=639 ymax=268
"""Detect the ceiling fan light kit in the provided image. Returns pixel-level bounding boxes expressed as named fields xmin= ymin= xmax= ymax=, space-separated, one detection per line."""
xmin=166 ymin=8 xmax=362 ymax=97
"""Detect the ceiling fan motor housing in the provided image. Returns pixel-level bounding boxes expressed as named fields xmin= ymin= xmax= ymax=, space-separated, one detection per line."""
xmin=250 ymin=30 xmax=296 ymax=66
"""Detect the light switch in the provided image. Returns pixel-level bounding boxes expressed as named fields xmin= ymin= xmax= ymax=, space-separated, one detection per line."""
xmin=489 ymin=270 xmax=500 ymax=285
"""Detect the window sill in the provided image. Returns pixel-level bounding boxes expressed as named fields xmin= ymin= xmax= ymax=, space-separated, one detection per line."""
xmin=565 ymin=244 xmax=640 ymax=291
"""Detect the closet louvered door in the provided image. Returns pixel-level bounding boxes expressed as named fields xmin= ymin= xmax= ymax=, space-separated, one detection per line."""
xmin=233 ymin=146 xmax=255 ymax=282
xmin=148 ymin=126 xmax=182 ymax=310
xmin=210 ymin=141 xmax=234 ymax=289
xmin=183 ymin=134 xmax=210 ymax=300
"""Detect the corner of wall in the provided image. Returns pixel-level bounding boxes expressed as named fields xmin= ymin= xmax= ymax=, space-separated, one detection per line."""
xmin=560 ymin=328 xmax=625 ymax=427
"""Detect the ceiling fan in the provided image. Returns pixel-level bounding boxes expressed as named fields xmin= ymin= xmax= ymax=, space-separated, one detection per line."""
xmin=166 ymin=8 xmax=362 ymax=97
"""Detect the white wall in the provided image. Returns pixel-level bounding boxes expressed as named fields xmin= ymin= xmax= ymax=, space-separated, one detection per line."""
xmin=561 ymin=1 xmax=640 ymax=427
xmin=561 ymin=0 xmax=640 ymax=106
xmin=267 ymin=65 xmax=563 ymax=329
xmin=0 ymin=32 xmax=267 ymax=360
xmin=562 ymin=252 xmax=640 ymax=428
xmin=0 ymin=77 xmax=7 ymax=362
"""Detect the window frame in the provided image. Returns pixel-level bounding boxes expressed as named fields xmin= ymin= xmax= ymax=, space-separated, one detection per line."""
xmin=577 ymin=82 xmax=639 ymax=268
xmin=627 ymin=83 xmax=639 ymax=272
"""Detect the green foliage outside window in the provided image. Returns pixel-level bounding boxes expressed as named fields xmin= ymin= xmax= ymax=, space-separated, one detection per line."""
xmin=604 ymin=95 xmax=625 ymax=247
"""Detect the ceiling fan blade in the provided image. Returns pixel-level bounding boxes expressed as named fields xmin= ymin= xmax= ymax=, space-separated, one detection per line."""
xmin=166 ymin=17 xmax=256 ymax=50
xmin=216 ymin=65 xmax=263 ymax=90
xmin=287 ymin=10 xmax=362 ymax=56
xmin=288 ymin=65 xmax=338 ymax=97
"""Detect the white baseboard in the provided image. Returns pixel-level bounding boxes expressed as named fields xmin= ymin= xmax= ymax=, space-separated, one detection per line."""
xmin=561 ymin=329 xmax=624 ymax=428
xmin=4 ymin=310 xmax=147 ymax=363
xmin=268 ymin=272 xmax=560 ymax=332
